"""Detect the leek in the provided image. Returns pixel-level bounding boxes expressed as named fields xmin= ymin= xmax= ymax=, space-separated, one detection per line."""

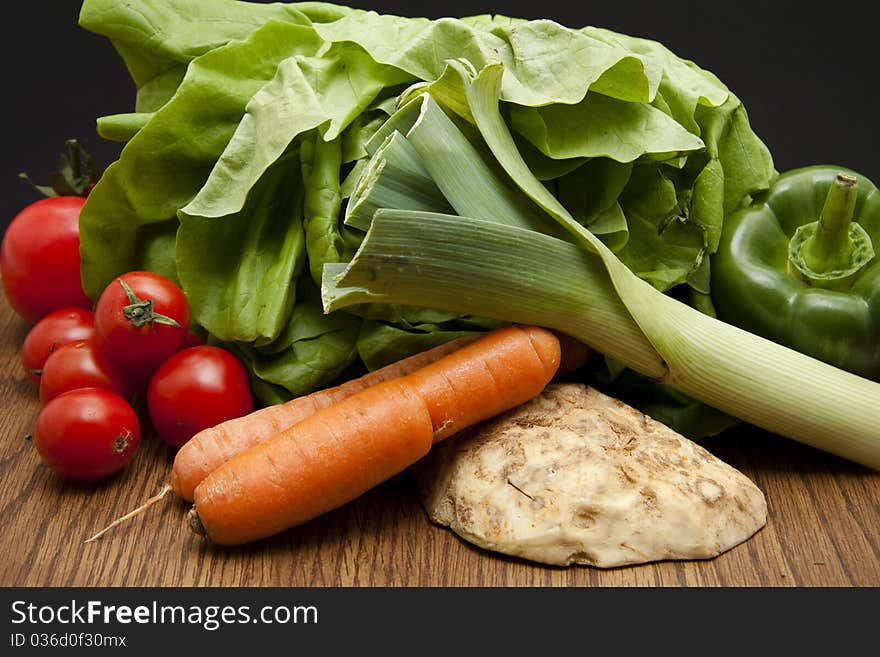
xmin=326 ymin=210 xmax=880 ymax=470
xmin=323 ymin=62 xmax=880 ymax=470
xmin=398 ymin=92 xmax=563 ymax=237
xmin=344 ymin=131 xmax=452 ymax=231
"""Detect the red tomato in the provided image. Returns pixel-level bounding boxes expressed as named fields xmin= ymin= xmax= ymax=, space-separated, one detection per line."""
xmin=94 ymin=271 xmax=190 ymax=377
xmin=34 ymin=387 xmax=140 ymax=481
xmin=1 ymin=196 xmax=92 ymax=323
xmin=39 ymin=340 xmax=135 ymax=405
xmin=21 ymin=308 xmax=96 ymax=387
xmin=147 ymin=346 xmax=254 ymax=449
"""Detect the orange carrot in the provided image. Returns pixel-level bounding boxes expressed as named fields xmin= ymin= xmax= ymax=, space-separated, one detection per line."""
xmin=170 ymin=334 xmax=480 ymax=501
xmin=190 ymin=325 xmax=561 ymax=546
xmin=173 ymin=331 xmax=589 ymax=502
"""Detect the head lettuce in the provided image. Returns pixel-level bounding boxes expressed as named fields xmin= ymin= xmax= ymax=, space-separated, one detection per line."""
xmin=78 ymin=0 xmax=774 ymax=426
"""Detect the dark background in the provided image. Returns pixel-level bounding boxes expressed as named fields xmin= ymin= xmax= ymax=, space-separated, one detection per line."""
xmin=2 ymin=0 xmax=877 ymax=229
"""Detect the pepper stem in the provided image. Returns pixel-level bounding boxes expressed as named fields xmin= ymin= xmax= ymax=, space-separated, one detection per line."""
xmin=788 ymin=173 xmax=875 ymax=290
xmin=804 ymin=173 xmax=858 ymax=272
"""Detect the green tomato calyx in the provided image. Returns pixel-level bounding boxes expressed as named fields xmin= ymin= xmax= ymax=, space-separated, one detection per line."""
xmin=118 ymin=278 xmax=182 ymax=329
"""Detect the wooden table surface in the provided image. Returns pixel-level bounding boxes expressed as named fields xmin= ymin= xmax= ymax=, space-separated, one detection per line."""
xmin=1 ymin=301 xmax=878 ymax=587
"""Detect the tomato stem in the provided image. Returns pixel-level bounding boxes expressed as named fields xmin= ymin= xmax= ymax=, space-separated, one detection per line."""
xmin=118 ymin=278 xmax=182 ymax=329
xmin=19 ymin=139 xmax=101 ymax=198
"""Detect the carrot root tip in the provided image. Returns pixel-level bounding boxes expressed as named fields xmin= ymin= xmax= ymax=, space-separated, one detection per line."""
xmin=83 ymin=483 xmax=172 ymax=544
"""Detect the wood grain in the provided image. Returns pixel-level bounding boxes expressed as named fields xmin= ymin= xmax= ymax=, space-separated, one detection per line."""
xmin=0 ymin=302 xmax=877 ymax=587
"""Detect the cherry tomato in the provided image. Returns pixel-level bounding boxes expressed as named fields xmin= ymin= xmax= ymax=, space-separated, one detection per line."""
xmin=39 ymin=340 xmax=135 ymax=405
xmin=148 ymin=346 xmax=254 ymax=449
xmin=21 ymin=308 xmax=96 ymax=387
xmin=34 ymin=387 xmax=140 ymax=481
xmin=1 ymin=196 xmax=92 ymax=323
xmin=94 ymin=271 xmax=190 ymax=377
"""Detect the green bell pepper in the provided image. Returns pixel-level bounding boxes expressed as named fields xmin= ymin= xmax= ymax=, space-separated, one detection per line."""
xmin=712 ymin=165 xmax=879 ymax=382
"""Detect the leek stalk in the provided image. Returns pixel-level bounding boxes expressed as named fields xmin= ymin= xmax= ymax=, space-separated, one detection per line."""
xmin=345 ymin=131 xmax=452 ymax=231
xmin=323 ymin=61 xmax=880 ymax=469
xmin=325 ymin=210 xmax=880 ymax=469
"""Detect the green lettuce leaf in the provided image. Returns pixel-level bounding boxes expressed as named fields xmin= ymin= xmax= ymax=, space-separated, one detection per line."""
xmin=176 ymin=150 xmax=306 ymax=345
xmin=314 ymin=14 xmax=661 ymax=107
xmin=300 ymin=132 xmax=363 ymax=286
xmin=557 ymin=159 xmax=633 ymax=251
xmin=615 ymin=164 xmax=707 ymax=291
xmin=584 ymin=26 xmax=730 ymax=132
xmin=221 ymin=278 xmax=361 ymax=405
xmin=79 ymin=0 xmax=326 ymax=112
xmin=180 ymin=40 xmax=413 ymax=224
xmin=509 ymin=92 xmax=704 ymax=163
xmin=79 ymin=20 xmax=327 ymax=299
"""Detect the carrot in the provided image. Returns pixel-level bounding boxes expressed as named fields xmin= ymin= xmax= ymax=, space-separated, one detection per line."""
xmin=190 ymin=324 xmax=562 ymax=546
xmin=172 ymin=331 xmax=589 ymax=502
xmin=170 ymin=334 xmax=480 ymax=501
